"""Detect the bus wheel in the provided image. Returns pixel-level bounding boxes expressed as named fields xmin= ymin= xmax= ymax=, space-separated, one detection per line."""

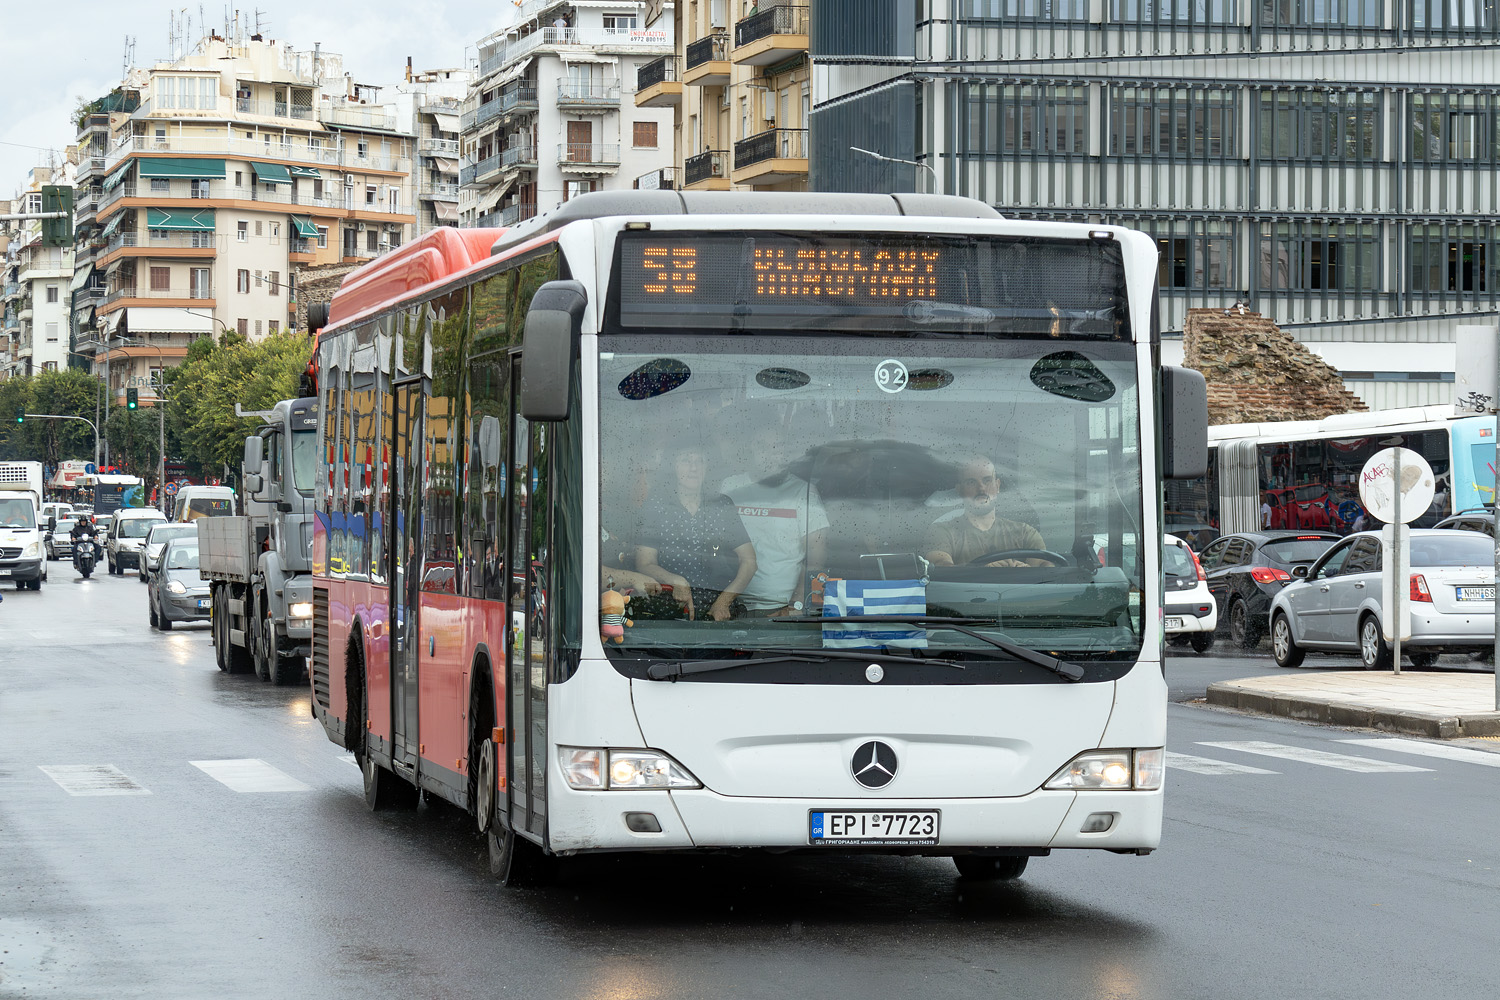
xmin=953 ymin=855 xmax=1029 ymax=881
xmin=488 ymin=827 xmax=556 ymax=887
xmin=474 ymin=738 xmax=497 ymax=834
xmin=360 ymin=751 xmax=418 ymax=811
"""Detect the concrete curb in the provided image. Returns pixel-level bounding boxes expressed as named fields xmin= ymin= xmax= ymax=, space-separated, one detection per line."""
xmin=1206 ymin=677 xmax=1500 ymax=739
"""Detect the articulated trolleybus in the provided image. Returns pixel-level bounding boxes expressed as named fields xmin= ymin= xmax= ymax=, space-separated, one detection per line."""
xmin=309 ymin=191 xmax=1206 ymax=884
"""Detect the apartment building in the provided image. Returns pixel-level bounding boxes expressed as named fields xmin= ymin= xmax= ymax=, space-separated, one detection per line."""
xmin=3 ymin=164 xmax=78 ymax=377
xmin=636 ymin=0 xmax=810 ymax=192
xmin=809 ymin=2 xmax=1500 ymax=409
xmin=459 ymin=0 xmax=676 ymax=226
xmin=394 ymin=66 xmax=472 ymax=236
xmin=74 ymin=34 xmax=415 ymax=405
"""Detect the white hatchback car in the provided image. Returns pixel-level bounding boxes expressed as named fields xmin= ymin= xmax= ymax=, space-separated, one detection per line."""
xmin=1164 ymin=533 xmax=1218 ymax=653
xmin=1269 ymin=528 xmax=1496 ymax=669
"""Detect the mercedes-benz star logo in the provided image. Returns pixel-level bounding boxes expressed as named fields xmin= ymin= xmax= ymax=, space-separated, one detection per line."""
xmin=851 ymin=740 xmax=898 ymax=789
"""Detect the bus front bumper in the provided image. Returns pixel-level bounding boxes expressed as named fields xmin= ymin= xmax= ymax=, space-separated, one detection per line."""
xmin=545 ymin=785 xmax=1163 ymax=856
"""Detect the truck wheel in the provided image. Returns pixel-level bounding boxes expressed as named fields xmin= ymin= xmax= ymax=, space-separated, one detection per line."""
xmin=212 ymin=588 xmax=229 ymax=671
xmin=269 ymin=622 xmax=304 ymax=687
xmin=249 ymin=589 xmax=271 ymax=681
xmin=225 ymin=587 xmax=254 ymax=675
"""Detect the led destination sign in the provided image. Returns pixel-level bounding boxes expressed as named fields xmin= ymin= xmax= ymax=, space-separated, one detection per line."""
xmin=614 ymin=232 xmax=1130 ymax=339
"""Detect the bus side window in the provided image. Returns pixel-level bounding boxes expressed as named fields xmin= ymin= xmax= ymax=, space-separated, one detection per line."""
xmin=467 ymin=352 xmax=509 ymax=601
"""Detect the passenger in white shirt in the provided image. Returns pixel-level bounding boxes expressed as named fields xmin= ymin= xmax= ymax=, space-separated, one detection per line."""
xmin=721 ymin=424 xmax=829 ymax=615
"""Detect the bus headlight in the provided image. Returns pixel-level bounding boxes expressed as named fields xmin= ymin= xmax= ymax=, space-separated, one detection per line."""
xmin=1045 ymin=749 xmax=1163 ymax=791
xmin=559 ymin=747 xmax=700 ymax=790
xmin=288 ymin=602 xmax=313 ymax=619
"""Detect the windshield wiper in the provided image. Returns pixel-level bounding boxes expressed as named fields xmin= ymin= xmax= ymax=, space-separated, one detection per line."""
xmin=645 ymin=647 xmax=963 ymax=681
xmin=772 ymin=615 xmax=1087 ymax=682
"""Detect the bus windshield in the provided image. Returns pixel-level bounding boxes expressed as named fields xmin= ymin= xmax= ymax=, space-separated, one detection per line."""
xmin=598 ymin=335 xmax=1144 ymax=674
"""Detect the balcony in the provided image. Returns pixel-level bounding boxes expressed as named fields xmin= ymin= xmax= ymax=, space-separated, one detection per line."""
xmin=733 ymin=5 xmax=809 ymax=66
xmin=102 ymin=231 xmax=219 ymax=260
xmin=98 ymin=182 xmax=390 ymax=216
xmin=75 ymin=156 xmax=108 ymax=181
xmin=420 ymin=96 xmax=462 ymax=115
xmin=420 ymin=182 xmax=460 ymax=201
xmin=234 ymin=98 xmax=317 ymax=121
xmin=684 ymin=34 xmax=731 ymax=87
xmin=501 ymin=83 xmax=540 ymax=115
xmin=558 ymin=143 xmax=621 ymax=172
xmin=732 ymin=128 xmax=808 ymax=185
xmin=684 ymin=149 xmax=730 ymax=190
xmin=462 ymin=154 xmax=502 ymax=186
xmin=479 ymin=26 xmax=672 ymax=77
xmin=101 ymin=285 xmax=215 ymax=309
xmin=104 ymin=134 xmax=409 ymax=175
xmin=636 ymin=57 xmax=683 ymax=109
xmin=633 ymin=167 xmax=677 ymax=191
xmin=500 ymin=202 xmax=537 ymax=227
xmin=502 ymin=145 xmax=538 ymax=169
xmin=419 ymin=137 xmax=461 ymax=157
xmin=320 ymin=102 xmax=398 ymax=132
xmin=557 ymin=80 xmax=621 ymax=111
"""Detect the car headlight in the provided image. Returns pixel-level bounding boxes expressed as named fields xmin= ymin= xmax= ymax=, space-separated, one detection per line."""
xmin=288 ymin=602 xmax=313 ymax=619
xmin=167 ymin=580 xmax=187 ymax=594
xmin=559 ymin=747 xmax=701 ymax=791
xmin=1044 ymin=749 xmax=1163 ymax=791
xmin=24 ymin=541 xmax=41 ymax=558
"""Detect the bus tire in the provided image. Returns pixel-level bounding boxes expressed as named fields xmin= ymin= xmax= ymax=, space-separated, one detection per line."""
xmin=360 ymin=750 xmax=418 ymax=811
xmin=467 ymin=662 xmax=496 ymax=833
xmin=1271 ymin=613 xmax=1304 ymax=668
xmin=488 ymin=827 xmax=556 ymax=887
xmin=1359 ymin=614 xmax=1393 ymax=671
xmin=953 ymin=855 xmax=1028 ymax=881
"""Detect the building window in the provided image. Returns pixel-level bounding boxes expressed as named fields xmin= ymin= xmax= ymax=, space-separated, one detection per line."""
xmin=268 ymin=271 xmax=280 ymax=295
xmin=1258 ymin=90 xmax=1379 ymax=160
xmin=46 ymin=284 xmax=59 ymax=303
xmin=388 ymin=188 xmax=400 ymax=213
xmin=602 ymin=12 xmax=639 ymax=30
xmin=565 ymin=179 xmax=599 ymax=201
xmin=1262 ymin=0 xmax=1381 ymax=26
xmin=960 ymin=0 xmax=1088 ymax=17
xmin=1259 ymin=223 xmax=1378 ymax=292
xmin=191 ymin=268 xmax=211 ymax=298
xmin=1411 ymin=0 xmax=1491 ymax=31
xmin=254 ymin=220 xmax=264 ymax=236
xmin=150 ymin=267 xmax=170 ymax=291
xmin=963 ymin=84 xmax=1088 ymax=155
xmin=313 ymin=179 xmax=325 ymax=200
xmin=367 ymin=229 xmax=379 ymax=252
xmin=237 ymin=221 xmax=248 ymax=242
xmin=237 ymin=318 xmax=248 ymax=336
xmin=45 ymin=322 xmax=59 ymax=343
xmin=366 ymin=185 xmax=378 ymax=205
xmin=237 ymin=269 xmax=250 ymax=293
xmin=316 ymin=226 xmax=329 ymax=248
xmin=1409 ymin=225 xmax=1496 ymax=294
xmin=1109 ymin=87 xmax=1238 ymax=158
xmin=1112 ymin=0 xmax=1236 ymax=21
xmin=633 ymin=121 xmax=659 ymax=148
xmin=269 ymin=320 xmax=280 ymax=334
xmin=234 ymin=170 xmax=243 ymax=186
xmin=1410 ymin=93 xmax=1495 ymax=162
xmin=190 ymin=179 xmax=211 ymax=198
xmin=155 ymin=75 xmax=218 ymax=110
xmin=255 ymin=320 xmax=262 ymax=337
xmin=270 ymin=222 xmax=281 ymax=238
xmin=357 ymin=140 xmax=369 ymax=158
xmin=254 ymin=270 xmax=263 ymax=288
xmin=151 ymin=178 xmax=170 ymax=193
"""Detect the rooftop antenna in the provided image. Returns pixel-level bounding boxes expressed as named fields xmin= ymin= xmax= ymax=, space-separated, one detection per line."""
xmin=122 ymin=35 xmax=136 ymax=77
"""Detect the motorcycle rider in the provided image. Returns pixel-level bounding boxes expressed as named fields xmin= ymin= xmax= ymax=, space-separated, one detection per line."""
xmin=71 ymin=515 xmax=99 ymax=566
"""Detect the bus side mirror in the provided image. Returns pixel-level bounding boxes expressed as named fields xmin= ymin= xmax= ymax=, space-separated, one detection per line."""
xmin=520 ymin=280 xmax=587 ymax=422
xmin=1161 ymin=366 xmax=1208 ymax=480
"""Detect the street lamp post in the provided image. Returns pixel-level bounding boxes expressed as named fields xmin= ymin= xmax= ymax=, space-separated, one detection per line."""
xmin=849 ymin=146 xmax=939 ymax=194
xmin=115 ymin=337 xmax=169 ymax=510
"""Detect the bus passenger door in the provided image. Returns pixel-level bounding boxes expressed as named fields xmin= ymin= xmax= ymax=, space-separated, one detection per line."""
xmin=390 ymin=380 xmax=423 ymax=772
xmin=506 ymin=357 xmax=550 ymax=842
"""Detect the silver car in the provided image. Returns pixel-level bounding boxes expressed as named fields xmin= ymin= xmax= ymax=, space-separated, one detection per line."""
xmin=140 ymin=523 xmax=198 ymax=583
xmin=148 ymin=538 xmax=211 ymax=630
xmin=1269 ymin=529 xmax=1496 ymax=670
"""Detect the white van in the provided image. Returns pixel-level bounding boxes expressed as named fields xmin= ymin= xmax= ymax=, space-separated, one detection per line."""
xmin=105 ymin=507 xmax=168 ymax=575
xmin=172 ymin=486 xmax=236 ymax=522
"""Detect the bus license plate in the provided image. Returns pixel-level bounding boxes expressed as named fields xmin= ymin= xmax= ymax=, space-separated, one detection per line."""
xmin=1457 ymin=587 xmax=1495 ymax=601
xmin=1164 ymin=616 xmax=1183 ymax=629
xmin=810 ymin=810 xmax=939 ymax=846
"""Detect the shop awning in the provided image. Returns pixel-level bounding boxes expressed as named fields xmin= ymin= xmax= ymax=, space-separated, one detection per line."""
xmin=104 ymin=310 xmax=125 ymax=333
xmin=289 ymin=165 xmax=322 ymax=179
xmin=432 ymin=157 xmax=458 ymax=174
xmin=69 ymin=264 xmax=95 ymax=292
xmin=250 ymin=161 xmax=292 ymax=185
xmin=100 ymin=213 xmax=125 ymax=239
xmin=147 ymin=208 xmax=215 ymax=231
xmin=434 ymin=113 xmax=460 ymax=135
xmin=124 ymin=307 xmax=212 ymax=334
xmin=289 ymin=215 xmax=320 ymax=239
xmin=495 ymin=57 xmax=533 ymax=89
xmin=102 ymin=162 xmax=133 ymax=191
xmin=433 ymin=201 xmax=458 ymax=222
xmin=136 ymin=157 xmax=226 ymax=179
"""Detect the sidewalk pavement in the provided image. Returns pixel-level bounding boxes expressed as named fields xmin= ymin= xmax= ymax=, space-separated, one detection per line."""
xmin=1206 ymin=671 xmax=1500 ymax=739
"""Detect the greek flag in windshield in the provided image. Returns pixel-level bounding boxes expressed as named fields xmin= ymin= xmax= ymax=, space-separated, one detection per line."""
xmin=822 ymin=580 xmax=927 ymax=649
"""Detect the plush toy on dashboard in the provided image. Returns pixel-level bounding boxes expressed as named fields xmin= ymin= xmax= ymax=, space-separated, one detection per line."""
xmin=599 ymin=589 xmax=632 ymax=644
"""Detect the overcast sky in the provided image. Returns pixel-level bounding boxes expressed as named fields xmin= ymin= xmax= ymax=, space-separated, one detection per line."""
xmin=0 ymin=1 xmax=503 ymax=190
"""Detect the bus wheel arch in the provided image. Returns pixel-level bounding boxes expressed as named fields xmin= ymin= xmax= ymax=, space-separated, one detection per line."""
xmin=467 ymin=651 xmax=498 ymax=834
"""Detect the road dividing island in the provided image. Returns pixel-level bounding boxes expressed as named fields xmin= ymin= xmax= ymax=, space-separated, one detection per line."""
xmin=1206 ymin=672 xmax=1500 ymax=739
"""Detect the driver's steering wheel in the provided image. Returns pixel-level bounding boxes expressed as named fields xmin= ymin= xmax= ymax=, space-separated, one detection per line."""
xmin=965 ymin=548 xmax=1072 ymax=567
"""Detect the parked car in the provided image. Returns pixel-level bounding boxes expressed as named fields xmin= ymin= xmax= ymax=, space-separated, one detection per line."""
xmin=140 ymin=523 xmax=198 ymax=583
xmin=1269 ymin=529 xmax=1496 ymax=670
xmin=148 ymin=538 xmax=211 ymax=630
xmin=105 ymin=508 xmax=167 ymax=575
xmin=1164 ymin=533 xmax=1217 ymax=653
xmin=45 ymin=517 xmax=78 ymax=561
xmin=1434 ymin=509 xmax=1494 ymax=537
xmin=1198 ymin=531 xmax=1341 ymax=649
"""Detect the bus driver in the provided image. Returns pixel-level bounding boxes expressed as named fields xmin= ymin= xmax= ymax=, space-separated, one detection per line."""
xmin=924 ymin=456 xmax=1050 ymax=568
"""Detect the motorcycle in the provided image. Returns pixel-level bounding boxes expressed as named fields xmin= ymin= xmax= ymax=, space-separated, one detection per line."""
xmin=74 ymin=538 xmax=98 ymax=579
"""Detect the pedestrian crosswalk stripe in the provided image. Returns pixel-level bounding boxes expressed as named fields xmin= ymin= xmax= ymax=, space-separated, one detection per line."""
xmin=1197 ymin=741 xmax=1432 ymax=773
xmin=191 ymin=759 xmax=311 ymax=793
xmin=1166 ymin=752 xmax=1278 ymax=776
xmin=39 ymin=765 xmax=151 ymax=796
xmin=1338 ymin=738 xmax=1500 ymax=768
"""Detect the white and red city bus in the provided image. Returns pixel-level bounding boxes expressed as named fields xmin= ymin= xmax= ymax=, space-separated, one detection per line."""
xmin=310 ymin=191 xmax=1206 ymax=885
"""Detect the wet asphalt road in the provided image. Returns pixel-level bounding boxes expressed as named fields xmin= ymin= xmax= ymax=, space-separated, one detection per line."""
xmin=3 ymin=569 xmax=1499 ymax=999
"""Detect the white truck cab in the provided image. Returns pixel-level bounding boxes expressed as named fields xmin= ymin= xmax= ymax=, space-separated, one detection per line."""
xmin=0 ymin=462 xmax=49 ymax=591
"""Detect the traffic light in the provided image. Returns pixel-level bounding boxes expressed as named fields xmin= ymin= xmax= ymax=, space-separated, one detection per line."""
xmin=126 ymin=387 xmax=138 ymax=410
xmin=13 ymin=408 xmax=22 ymax=424
xmin=40 ymin=185 xmax=73 ymax=249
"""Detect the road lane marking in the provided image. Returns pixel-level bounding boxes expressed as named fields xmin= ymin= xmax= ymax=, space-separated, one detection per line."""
xmin=39 ymin=765 xmax=151 ymax=796
xmin=338 ymin=753 xmax=358 ymax=768
xmin=191 ymin=759 xmax=311 ymax=793
xmin=1165 ymin=752 xmax=1278 ymax=775
xmin=1197 ymin=741 xmax=1432 ymax=773
xmin=1339 ymin=738 xmax=1500 ymax=768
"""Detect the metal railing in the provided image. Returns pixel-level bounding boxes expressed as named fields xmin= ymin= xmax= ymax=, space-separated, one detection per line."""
xmin=734 ymin=128 xmax=808 ymax=169
xmin=290 ymin=237 xmax=317 ymax=255
xmin=320 ymin=102 xmax=398 ymax=131
xmin=103 ymin=286 xmax=214 ymax=305
xmin=419 ymin=96 xmax=462 ymax=114
xmin=559 ymin=143 xmax=621 ymax=165
xmin=462 ymin=154 xmax=502 ymax=185
xmin=735 ymin=5 xmax=810 ymax=47
xmin=100 ymin=182 xmax=391 ymax=214
xmin=479 ymin=26 xmax=672 ymax=77
xmin=419 ymin=137 xmax=461 ymax=156
xmin=234 ymin=98 xmax=316 ymax=121
xmin=503 ymin=145 xmax=538 ymax=167
xmin=686 ymin=33 xmax=729 ymax=70
xmin=502 ymin=83 xmax=540 ymax=113
xmin=685 ymin=149 xmax=728 ymax=186
xmin=105 ymin=232 xmax=219 ymax=254
xmin=634 ymin=166 xmax=677 ymax=190
xmin=420 ymin=182 xmax=461 ymax=200
xmin=557 ymin=80 xmax=622 ymax=104
xmin=501 ymin=202 xmax=538 ymax=226
xmin=104 ymin=134 xmax=408 ymax=174
xmin=637 ymin=56 xmax=681 ymax=91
